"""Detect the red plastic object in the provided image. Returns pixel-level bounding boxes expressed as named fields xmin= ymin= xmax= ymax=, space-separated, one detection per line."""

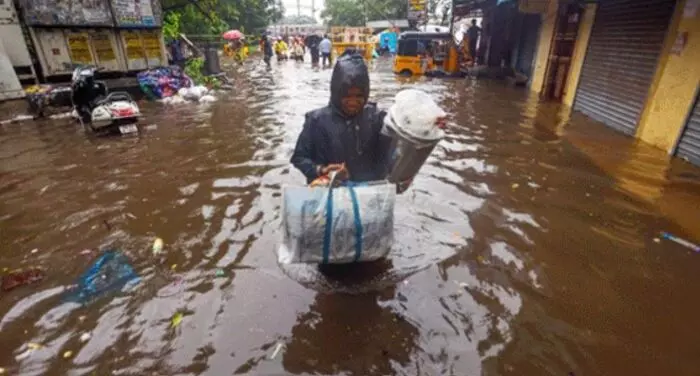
xmin=1 ymin=269 xmax=45 ymax=291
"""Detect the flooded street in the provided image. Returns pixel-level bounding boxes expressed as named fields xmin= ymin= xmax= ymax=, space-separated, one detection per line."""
xmin=2 ymin=57 xmax=700 ymax=375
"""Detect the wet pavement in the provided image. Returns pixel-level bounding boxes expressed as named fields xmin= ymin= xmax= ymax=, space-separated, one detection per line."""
xmin=1 ymin=56 xmax=700 ymax=376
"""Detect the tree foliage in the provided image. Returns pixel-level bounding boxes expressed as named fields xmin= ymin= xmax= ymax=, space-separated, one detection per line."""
xmin=428 ymin=0 xmax=452 ymax=25
xmin=321 ymin=0 xmax=408 ymax=26
xmin=162 ymin=0 xmax=284 ymax=36
xmin=279 ymin=15 xmax=317 ymax=25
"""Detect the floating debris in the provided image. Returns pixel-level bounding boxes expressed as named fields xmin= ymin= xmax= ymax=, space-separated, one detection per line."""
xmin=171 ymin=312 xmax=183 ymax=328
xmin=215 ymin=269 xmax=225 ymax=277
xmin=152 ymin=238 xmax=164 ymax=255
xmin=660 ymin=232 xmax=700 ymax=252
xmin=63 ymin=350 xmax=73 ymax=359
xmin=511 ymin=183 xmax=519 ymax=190
xmin=270 ymin=342 xmax=284 ymax=360
xmin=125 ymin=213 xmax=137 ymax=219
xmin=170 ymin=264 xmax=177 ymax=270
xmin=80 ymin=249 xmax=92 ymax=255
xmin=27 ymin=343 xmax=42 ymax=350
xmin=79 ymin=332 xmax=91 ymax=342
xmin=63 ymin=251 xmax=140 ymax=304
xmin=653 ymin=238 xmax=661 ymax=244
xmin=1 ymin=269 xmax=45 ymax=291
xmin=30 ymin=248 xmax=38 ymax=254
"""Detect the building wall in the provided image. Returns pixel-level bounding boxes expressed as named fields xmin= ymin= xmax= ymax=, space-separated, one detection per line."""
xmin=529 ymin=0 xmax=558 ymax=94
xmin=637 ymin=0 xmax=700 ymax=153
xmin=562 ymin=4 xmax=597 ymax=107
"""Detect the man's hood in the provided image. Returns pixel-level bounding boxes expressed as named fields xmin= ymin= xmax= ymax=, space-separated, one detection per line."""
xmin=329 ymin=54 xmax=370 ymax=118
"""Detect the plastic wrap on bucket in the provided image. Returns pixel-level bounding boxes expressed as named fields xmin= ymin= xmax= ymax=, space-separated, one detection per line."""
xmin=278 ymin=181 xmax=396 ymax=265
xmin=384 ymin=89 xmax=446 ymax=183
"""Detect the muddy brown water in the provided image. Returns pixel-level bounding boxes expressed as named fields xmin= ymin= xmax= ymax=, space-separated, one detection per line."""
xmin=1 ymin=58 xmax=700 ymax=376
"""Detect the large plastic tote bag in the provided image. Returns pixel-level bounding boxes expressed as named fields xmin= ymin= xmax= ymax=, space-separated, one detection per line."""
xmin=278 ymin=173 xmax=396 ymax=265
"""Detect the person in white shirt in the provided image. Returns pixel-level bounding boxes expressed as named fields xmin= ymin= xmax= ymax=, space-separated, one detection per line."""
xmin=319 ymin=35 xmax=333 ymax=68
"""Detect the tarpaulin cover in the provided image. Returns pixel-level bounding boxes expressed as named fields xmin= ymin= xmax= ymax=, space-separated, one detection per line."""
xmin=137 ymin=66 xmax=192 ymax=100
xmin=64 ymin=250 xmax=140 ymax=304
xmin=279 ymin=181 xmax=396 ymax=265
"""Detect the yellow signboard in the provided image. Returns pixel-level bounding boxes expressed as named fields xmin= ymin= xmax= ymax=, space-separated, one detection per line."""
xmin=67 ymin=33 xmax=93 ymax=64
xmin=409 ymin=0 xmax=426 ymax=11
xmin=91 ymin=33 xmax=116 ymax=62
xmin=124 ymin=31 xmax=145 ymax=60
xmin=141 ymin=31 xmax=162 ymax=58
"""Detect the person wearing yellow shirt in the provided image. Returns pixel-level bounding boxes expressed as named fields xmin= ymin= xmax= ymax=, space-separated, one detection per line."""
xmin=274 ymin=37 xmax=288 ymax=61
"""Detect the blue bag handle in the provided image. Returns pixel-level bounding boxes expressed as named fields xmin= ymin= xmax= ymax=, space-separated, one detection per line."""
xmin=321 ymin=171 xmax=338 ymax=264
xmin=321 ymin=174 xmax=364 ymax=264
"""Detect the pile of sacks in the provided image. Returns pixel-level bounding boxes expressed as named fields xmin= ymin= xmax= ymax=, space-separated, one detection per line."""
xmin=137 ymin=66 xmax=192 ymax=99
xmin=160 ymin=85 xmax=217 ymax=105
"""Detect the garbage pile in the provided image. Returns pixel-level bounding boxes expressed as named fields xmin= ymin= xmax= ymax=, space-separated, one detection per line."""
xmin=137 ymin=66 xmax=193 ymax=100
xmin=138 ymin=66 xmax=219 ymax=105
xmin=157 ymin=86 xmax=217 ymax=105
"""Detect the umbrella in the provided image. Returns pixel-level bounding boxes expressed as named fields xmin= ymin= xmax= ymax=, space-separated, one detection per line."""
xmin=223 ymin=30 xmax=244 ymax=41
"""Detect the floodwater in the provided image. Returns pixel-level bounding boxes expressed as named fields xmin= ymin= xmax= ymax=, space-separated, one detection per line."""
xmin=1 ymin=57 xmax=700 ymax=376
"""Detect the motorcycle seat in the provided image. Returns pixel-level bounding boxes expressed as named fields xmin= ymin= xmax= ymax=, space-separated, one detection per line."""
xmin=95 ymin=92 xmax=133 ymax=106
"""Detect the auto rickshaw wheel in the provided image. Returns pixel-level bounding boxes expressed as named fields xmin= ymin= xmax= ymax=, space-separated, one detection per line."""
xmin=399 ymin=69 xmax=412 ymax=77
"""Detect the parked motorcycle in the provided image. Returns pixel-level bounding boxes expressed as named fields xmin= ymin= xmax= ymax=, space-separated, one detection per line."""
xmin=71 ymin=66 xmax=141 ymax=135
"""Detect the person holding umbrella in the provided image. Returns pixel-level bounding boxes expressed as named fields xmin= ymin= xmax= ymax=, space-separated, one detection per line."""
xmin=305 ymin=33 xmax=322 ymax=67
xmin=223 ymin=29 xmax=247 ymax=63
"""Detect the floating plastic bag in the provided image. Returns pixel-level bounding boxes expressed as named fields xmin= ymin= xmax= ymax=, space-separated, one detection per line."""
xmin=199 ymin=95 xmax=217 ymax=103
xmin=279 ymin=177 xmax=396 ymax=265
xmin=64 ymin=250 xmax=140 ymax=304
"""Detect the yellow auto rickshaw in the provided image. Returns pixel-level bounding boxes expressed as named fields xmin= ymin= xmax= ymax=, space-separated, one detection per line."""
xmin=393 ymin=32 xmax=467 ymax=77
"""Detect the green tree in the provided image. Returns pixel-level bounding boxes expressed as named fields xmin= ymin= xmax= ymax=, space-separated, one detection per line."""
xmin=162 ymin=0 xmax=283 ymax=36
xmin=321 ymin=0 xmax=365 ymax=26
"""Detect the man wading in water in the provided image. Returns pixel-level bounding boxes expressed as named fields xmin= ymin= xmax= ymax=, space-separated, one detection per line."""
xmin=290 ymin=52 xmax=411 ymax=192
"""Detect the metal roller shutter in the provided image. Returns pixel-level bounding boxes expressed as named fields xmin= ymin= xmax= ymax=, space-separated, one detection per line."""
xmin=573 ymin=0 xmax=677 ymax=135
xmin=676 ymin=94 xmax=700 ymax=166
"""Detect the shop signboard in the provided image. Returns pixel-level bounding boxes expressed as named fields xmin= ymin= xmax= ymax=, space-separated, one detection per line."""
xmin=141 ymin=30 xmax=164 ymax=67
xmin=20 ymin=0 xmax=114 ymax=27
xmin=407 ymin=0 xmax=427 ymax=21
xmin=67 ymin=32 xmax=95 ymax=65
xmin=121 ymin=30 xmax=147 ymax=70
xmin=90 ymin=30 xmax=123 ymax=71
xmin=111 ymin=0 xmax=162 ymax=27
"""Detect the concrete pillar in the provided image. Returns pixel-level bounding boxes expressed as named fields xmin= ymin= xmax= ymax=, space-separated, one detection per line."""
xmin=529 ymin=0 xmax=559 ymax=94
xmin=562 ymin=3 xmax=597 ymax=107
xmin=636 ymin=0 xmax=700 ymax=153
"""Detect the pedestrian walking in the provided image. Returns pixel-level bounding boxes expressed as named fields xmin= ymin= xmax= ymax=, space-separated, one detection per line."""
xmin=319 ymin=35 xmax=333 ymax=68
xmin=305 ymin=33 xmax=322 ymax=67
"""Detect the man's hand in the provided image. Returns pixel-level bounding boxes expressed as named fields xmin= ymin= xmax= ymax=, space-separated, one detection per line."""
xmin=319 ymin=163 xmax=349 ymax=181
xmin=396 ymin=178 xmax=413 ymax=194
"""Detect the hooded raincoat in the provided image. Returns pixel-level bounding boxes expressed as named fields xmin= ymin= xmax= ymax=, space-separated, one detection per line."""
xmin=291 ymin=54 xmax=393 ymax=184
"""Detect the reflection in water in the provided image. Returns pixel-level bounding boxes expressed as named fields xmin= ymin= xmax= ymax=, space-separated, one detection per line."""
xmin=284 ymin=261 xmax=418 ymax=375
xmin=0 ymin=58 xmax=699 ymax=375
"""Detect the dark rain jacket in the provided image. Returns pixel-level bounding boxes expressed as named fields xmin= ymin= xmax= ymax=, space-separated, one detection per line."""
xmin=261 ymin=35 xmax=273 ymax=57
xmin=291 ymin=54 xmax=393 ymax=184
